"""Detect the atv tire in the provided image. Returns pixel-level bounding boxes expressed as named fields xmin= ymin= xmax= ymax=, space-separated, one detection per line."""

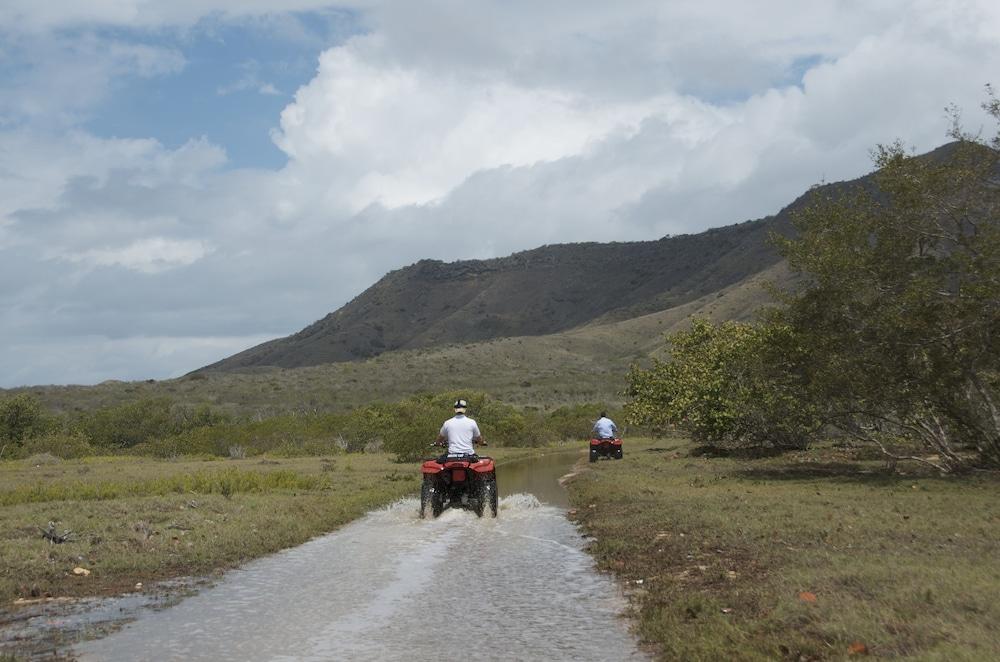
xmin=420 ymin=480 xmax=434 ymax=519
xmin=482 ymin=477 xmax=498 ymax=518
xmin=432 ymin=490 xmax=444 ymax=518
xmin=473 ymin=480 xmax=486 ymax=518
xmin=589 ymin=449 xmax=598 ymax=463
xmin=614 ymin=448 xmax=623 ymax=460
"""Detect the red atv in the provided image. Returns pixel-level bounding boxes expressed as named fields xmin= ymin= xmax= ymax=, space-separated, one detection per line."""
xmin=589 ymin=437 xmax=623 ymax=462
xmin=420 ymin=453 xmax=498 ymax=518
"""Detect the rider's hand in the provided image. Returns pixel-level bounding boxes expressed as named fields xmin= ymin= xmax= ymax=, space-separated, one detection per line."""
xmin=479 ymin=439 xmax=488 ymax=446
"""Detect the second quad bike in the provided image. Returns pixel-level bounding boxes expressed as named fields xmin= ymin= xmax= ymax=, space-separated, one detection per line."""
xmin=589 ymin=437 xmax=623 ymax=462
xmin=420 ymin=453 xmax=498 ymax=518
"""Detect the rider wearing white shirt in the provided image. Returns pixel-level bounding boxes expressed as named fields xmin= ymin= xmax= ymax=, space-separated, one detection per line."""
xmin=436 ymin=398 xmax=486 ymax=456
xmin=592 ymin=412 xmax=619 ymax=439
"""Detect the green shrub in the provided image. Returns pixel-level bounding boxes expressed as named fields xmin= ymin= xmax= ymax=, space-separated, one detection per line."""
xmin=0 ymin=394 xmax=44 ymax=453
xmin=79 ymin=397 xmax=176 ymax=449
xmin=378 ymin=396 xmax=442 ymax=462
xmin=77 ymin=398 xmax=231 ymax=450
xmin=544 ymin=403 xmax=621 ymax=441
xmin=18 ymin=432 xmax=96 ymax=459
xmin=626 ymin=318 xmax=820 ymax=451
xmin=269 ymin=438 xmax=340 ymax=457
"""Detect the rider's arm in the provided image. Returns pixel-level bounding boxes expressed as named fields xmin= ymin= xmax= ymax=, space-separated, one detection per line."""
xmin=473 ymin=434 xmax=487 ymax=446
xmin=434 ymin=433 xmax=447 ymax=446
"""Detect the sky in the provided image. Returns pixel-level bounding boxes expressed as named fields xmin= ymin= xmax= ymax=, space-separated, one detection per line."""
xmin=1 ymin=1 xmax=999 ymax=387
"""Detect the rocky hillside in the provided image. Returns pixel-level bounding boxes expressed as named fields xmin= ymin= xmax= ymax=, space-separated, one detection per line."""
xmin=200 ymin=216 xmax=788 ymax=372
xmin=200 ymin=146 xmax=910 ymax=374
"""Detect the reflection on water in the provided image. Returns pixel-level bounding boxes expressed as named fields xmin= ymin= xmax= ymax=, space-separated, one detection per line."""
xmin=499 ymin=450 xmax=583 ymax=508
xmin=74 ymin=449 xmax=644 ymax=661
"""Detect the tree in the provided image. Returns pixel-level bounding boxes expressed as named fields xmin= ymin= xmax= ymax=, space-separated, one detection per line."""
xmin=625 ymin=319 xmax=821 ymax=451
xmin=80 ymin=398 xmax=176 ymax=449
xmin=0 ymin=393 xmax=43 ymax=455
xmin=772 ymin=100 xmax=1000 ymax=470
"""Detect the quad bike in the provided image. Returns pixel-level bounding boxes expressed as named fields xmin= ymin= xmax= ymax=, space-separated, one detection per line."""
xmin=589 ymin=437 xmax=623 ymax=462
xmin=420 ymin=453 xmax=498 ymax=518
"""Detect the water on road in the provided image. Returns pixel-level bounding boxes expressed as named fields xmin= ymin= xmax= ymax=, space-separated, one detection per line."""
xmin=75 ymin=451 xmax=644 ymax=661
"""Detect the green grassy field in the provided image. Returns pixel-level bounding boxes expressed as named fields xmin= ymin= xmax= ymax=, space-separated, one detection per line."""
xmin=567 ymin=438 xmax=1000 ymax=661
xmin=0 ymin=446 xmax=548 ymax=605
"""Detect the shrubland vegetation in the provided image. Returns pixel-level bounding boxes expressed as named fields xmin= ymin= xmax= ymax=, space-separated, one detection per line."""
xmin=627 ymin=94 xmax=1000 ymax=472
xmin=0 ymin=389 xmax=615 ymax=463
xmin=3 ymin=335 xmax=631 ymax=419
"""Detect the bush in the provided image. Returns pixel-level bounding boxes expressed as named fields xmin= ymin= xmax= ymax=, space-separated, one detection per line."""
xmin=0 ymin=394 xmax=44 ymax=453
xmin=378 ymin=397 xmax=443 ymax=462
xmin=18 ymin=432 xmax=96 ymax=459
xmin=625 ymin=319 xmax=821 ymax=451
xmin=544 ymin=404 xmax=621 ymax=441
xmin=79 ymin=398 xmax=177 ymax=449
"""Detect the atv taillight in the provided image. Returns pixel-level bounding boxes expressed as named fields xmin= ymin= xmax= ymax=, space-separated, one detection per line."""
xmin=451 ymin=469 xmax=466 ymax=481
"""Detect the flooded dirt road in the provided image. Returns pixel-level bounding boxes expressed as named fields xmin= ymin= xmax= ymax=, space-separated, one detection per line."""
xmin=74 ymin=451 xmax=644 ymax=661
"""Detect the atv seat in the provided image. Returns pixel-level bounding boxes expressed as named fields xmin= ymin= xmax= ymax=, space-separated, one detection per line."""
xmin=438 ymin=453 xmax=478 ymax=465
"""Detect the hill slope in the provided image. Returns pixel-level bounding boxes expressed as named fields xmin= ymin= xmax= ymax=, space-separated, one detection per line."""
xmin=202 ymin=214 xmax=789 ymax=372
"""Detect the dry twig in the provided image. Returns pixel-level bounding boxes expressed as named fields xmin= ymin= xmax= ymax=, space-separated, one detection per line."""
xmin=40 ymin=521 xmax=76 ymax=544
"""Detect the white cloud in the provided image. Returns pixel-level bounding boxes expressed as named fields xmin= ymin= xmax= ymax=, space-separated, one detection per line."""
xmin=60 ymin=237 xmax=213 ymax=274
xmin=0 ymin=132 xmax=225 ymax=229
xmin=274 ymin=42 xmax=695 ymax=211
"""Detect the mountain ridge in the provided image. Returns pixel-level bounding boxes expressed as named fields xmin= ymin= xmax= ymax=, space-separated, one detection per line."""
xmin=200 ymin=141 xmax=946 ymax=374
xmin=200 ymin=215 xmax=790 ymax=372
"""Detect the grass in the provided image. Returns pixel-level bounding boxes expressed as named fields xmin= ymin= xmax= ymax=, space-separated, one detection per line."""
xmin=0 ymin=467 xmax=327 ymax=506
xmin=0 ymin=446 xmax=547 ymax=605
xmin=567 ymin=438 xmax=1000 ymax=661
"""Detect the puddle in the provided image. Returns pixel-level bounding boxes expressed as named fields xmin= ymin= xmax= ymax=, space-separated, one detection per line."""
xmin=0 ymin=578 xmax=207 ymax=659
xmin=499 ymin=449 xmax=583 ymax=508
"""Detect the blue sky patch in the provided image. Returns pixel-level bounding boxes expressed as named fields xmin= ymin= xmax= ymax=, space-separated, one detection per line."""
xmin=83 ymin=11 xmax=363 ymax=169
